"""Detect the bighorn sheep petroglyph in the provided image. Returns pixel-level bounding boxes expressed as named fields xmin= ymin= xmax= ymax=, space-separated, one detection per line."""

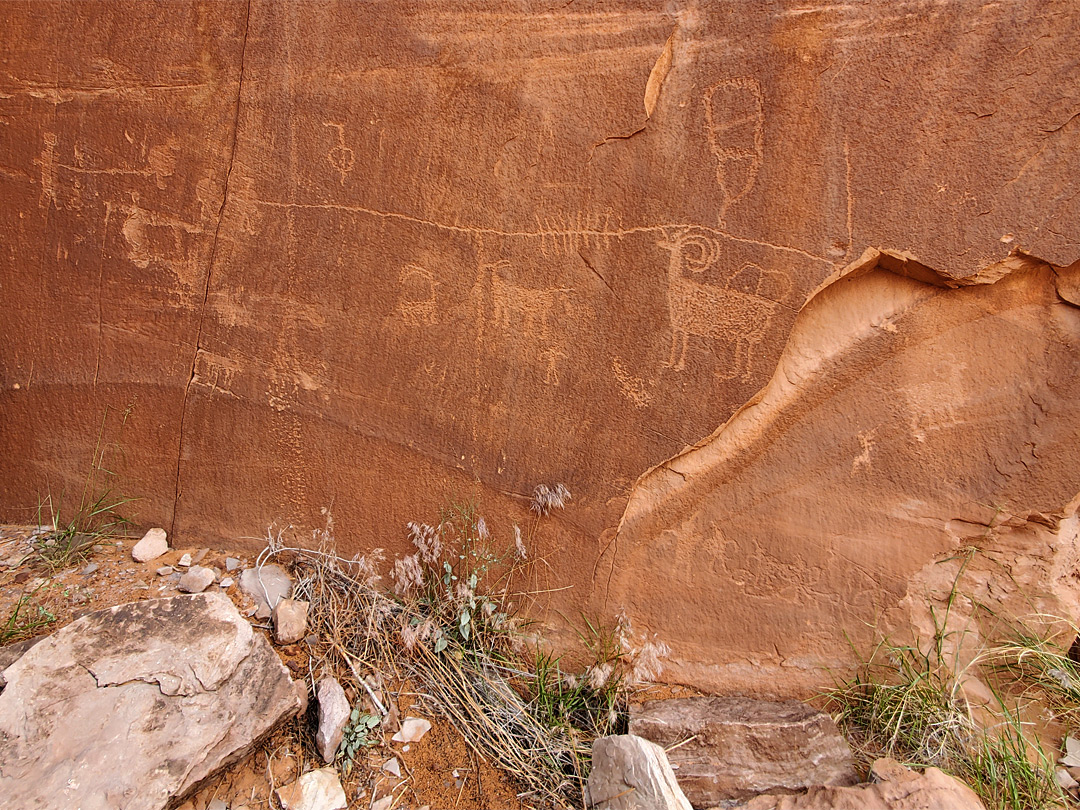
xmin=658 ymin=226 xmax=785 ymax=379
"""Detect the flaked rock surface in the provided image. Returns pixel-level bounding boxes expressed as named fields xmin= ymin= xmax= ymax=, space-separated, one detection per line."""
xmin=0 ymin=592 xmax=301 ymax=810
xmin=736 ymin=757 xmax=986 ymax=810
xmin=630 ymin=696 xmax=857 ymax=805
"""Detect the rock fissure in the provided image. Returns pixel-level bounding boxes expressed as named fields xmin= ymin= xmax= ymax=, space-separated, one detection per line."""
xmin=169 ymin=0 xmax=252 ymax=538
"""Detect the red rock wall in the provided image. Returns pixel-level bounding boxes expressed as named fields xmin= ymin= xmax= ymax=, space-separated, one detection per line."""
xmin=2 ymin=1 xmax=1078 ymax=692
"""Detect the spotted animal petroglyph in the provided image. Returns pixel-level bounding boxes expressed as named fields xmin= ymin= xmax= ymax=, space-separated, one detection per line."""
xmin=659 ymin=226 xmax=786 ymax=380
xmin=703 ymin=77 xmax=764 ymax=227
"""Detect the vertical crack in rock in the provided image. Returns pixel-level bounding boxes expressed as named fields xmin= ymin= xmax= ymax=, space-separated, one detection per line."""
xmin=170 ymin=0 xmax=252 ymax=536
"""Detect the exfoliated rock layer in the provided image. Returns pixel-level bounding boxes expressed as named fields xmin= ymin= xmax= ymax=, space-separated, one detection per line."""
xmin=1 ymin=2 xmax=1078 ymax=691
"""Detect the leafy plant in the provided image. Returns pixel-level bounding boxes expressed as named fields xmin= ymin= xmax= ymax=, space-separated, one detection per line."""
xmin=337 ymin=707 xmax=381 ymax=777
xmin=34 ymin=407 xmax=134 ymax=571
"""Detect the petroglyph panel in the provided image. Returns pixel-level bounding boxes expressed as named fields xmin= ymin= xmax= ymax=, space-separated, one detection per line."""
xmin=3 ymin=1 xmax=1078 ymax=701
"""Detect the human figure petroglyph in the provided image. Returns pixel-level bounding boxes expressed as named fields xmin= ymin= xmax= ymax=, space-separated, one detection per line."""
xmin=396 ymin=264 xmax=439 ymax=326
xmin=324 ymin=122 xmax=355 ymax=186
xmin=658 ymin=226 xmax=788 ymax=380
xmin=34 ymin=132 xmax=58 ymax=209
xmin=703 ymin=77 xmax=764 ymax=227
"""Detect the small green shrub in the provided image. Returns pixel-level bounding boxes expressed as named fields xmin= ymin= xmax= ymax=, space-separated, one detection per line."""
xmin=337 ymin=708 xmax=380 ymax=777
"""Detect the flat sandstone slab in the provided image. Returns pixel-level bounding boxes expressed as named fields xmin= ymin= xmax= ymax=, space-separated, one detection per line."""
xmin=0 ymin=592 xmax=301 ymax=810
xmin=630 ymin=696 xmax=857 ymax=805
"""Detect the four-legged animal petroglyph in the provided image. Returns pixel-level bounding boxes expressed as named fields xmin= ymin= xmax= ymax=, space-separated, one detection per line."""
xmin=658 ymin=226 xmax=787 ymax=380
xmin=703 ymin=77 xmax=764 ymax=227
xmin=474 ymin=261 xmax=575 ymax=385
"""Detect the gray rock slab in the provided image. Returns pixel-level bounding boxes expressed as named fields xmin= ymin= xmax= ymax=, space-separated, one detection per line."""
xmin=240 ymin=564 xmax=293 ymax=620
xmin=0 ymin=592 xmax=302 ymax=810
xmin=629 ymin=696 xmax=858 ymax=805
xmin=588 ymin=734 xmax=692 ymax=810
xmin=316 ymin=676 xmax=351 ymax=763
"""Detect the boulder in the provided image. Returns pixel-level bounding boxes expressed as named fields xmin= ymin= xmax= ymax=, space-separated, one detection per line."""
xmin=588 ymin=734 xmax=692 ymax=810
xmin=272 ymin=598 xmax=310 ymax=645
xmin=315 ymin=676 xmax=351 ymax=763
xmin=131 ymin=528 xmax=169 ymax=563
xmin=240 ymin=564 xmax=293 ymax=620
xmin=630 ymin=696 xmax=857 ymax=805
xmin=0 ymin=593 xmax=302 ymax=810
xmin=736 ymin=758 xmax=986 ymax=810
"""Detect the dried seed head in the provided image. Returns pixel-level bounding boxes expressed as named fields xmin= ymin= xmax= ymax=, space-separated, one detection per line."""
xmin=530 ymin=483 xmax=572 ymax=516
xmin=407 ymin=521 xmax=442 ymax=565
xmin=391 ymin=553 xmax=424 ymax=597
xmin=513 ymin=524 xmax=527 ymax=561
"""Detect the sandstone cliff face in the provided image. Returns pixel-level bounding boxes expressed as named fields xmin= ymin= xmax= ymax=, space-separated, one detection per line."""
xmin=1 ymin=2 xmax=1078 ymax=693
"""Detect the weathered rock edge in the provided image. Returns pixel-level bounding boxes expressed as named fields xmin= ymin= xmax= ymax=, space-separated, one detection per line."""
xmin=0 ymin=592 xmax=302 ymax=810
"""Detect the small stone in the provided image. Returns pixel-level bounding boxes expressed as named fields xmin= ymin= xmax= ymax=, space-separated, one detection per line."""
xmin=192 ymin=548 xmax=209 ymax=565
xmin=131 ymin=528 xmax=169 ymax=563
xmin=177 ymin=565 xmax=215 ymax=594
xmin=240 ymin=564 xmax=293 ymax=619
xmin=275 ymin=767 xmax=347 ymax=810
xmin=315 ymin=677 xmax=351 ymax=763
xmin=226 ymin=557 xmax=241 ymax=571
xmin=134 ymin=580 xmax=149 ymax=590
xmin=392 ymin=717 xmax=431 ymax=743
xmin=220 ymin=576 xmax=234 ymax=588
xmin=1056 ymin=767 xmax=1079 ymax=790
xmin=207 ymin=799 xmax=228 ymax=810
xmin=371 ymin=796 xmax=394 ymax=810
xmin=294 ymin=679 xmax=309 ymax=715
xmin=382 ymin=757 xmax=401 ymax=778
xmin=177 ymin=553 xmax=192 ymax=568
xmin=80 ymin=562 xmax=99 ymax=577
xmin=156 ymin=566 xmax=174 ymax=577
xmin=273 ymin=598 xmax=310 ymax=645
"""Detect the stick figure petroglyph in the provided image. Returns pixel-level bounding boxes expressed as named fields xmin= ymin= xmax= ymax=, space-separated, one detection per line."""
xmin=703 ymin=77 xmax=764 ymax=227
xmin=658 ymin=226 xmax=789 ymax=380
xmin=324 ymin=122 xmax=355 ymax=186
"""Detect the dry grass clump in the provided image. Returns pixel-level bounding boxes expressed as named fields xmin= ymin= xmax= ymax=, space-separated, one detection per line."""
xmin=261 ymin=490 xmax=667 ymax=809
